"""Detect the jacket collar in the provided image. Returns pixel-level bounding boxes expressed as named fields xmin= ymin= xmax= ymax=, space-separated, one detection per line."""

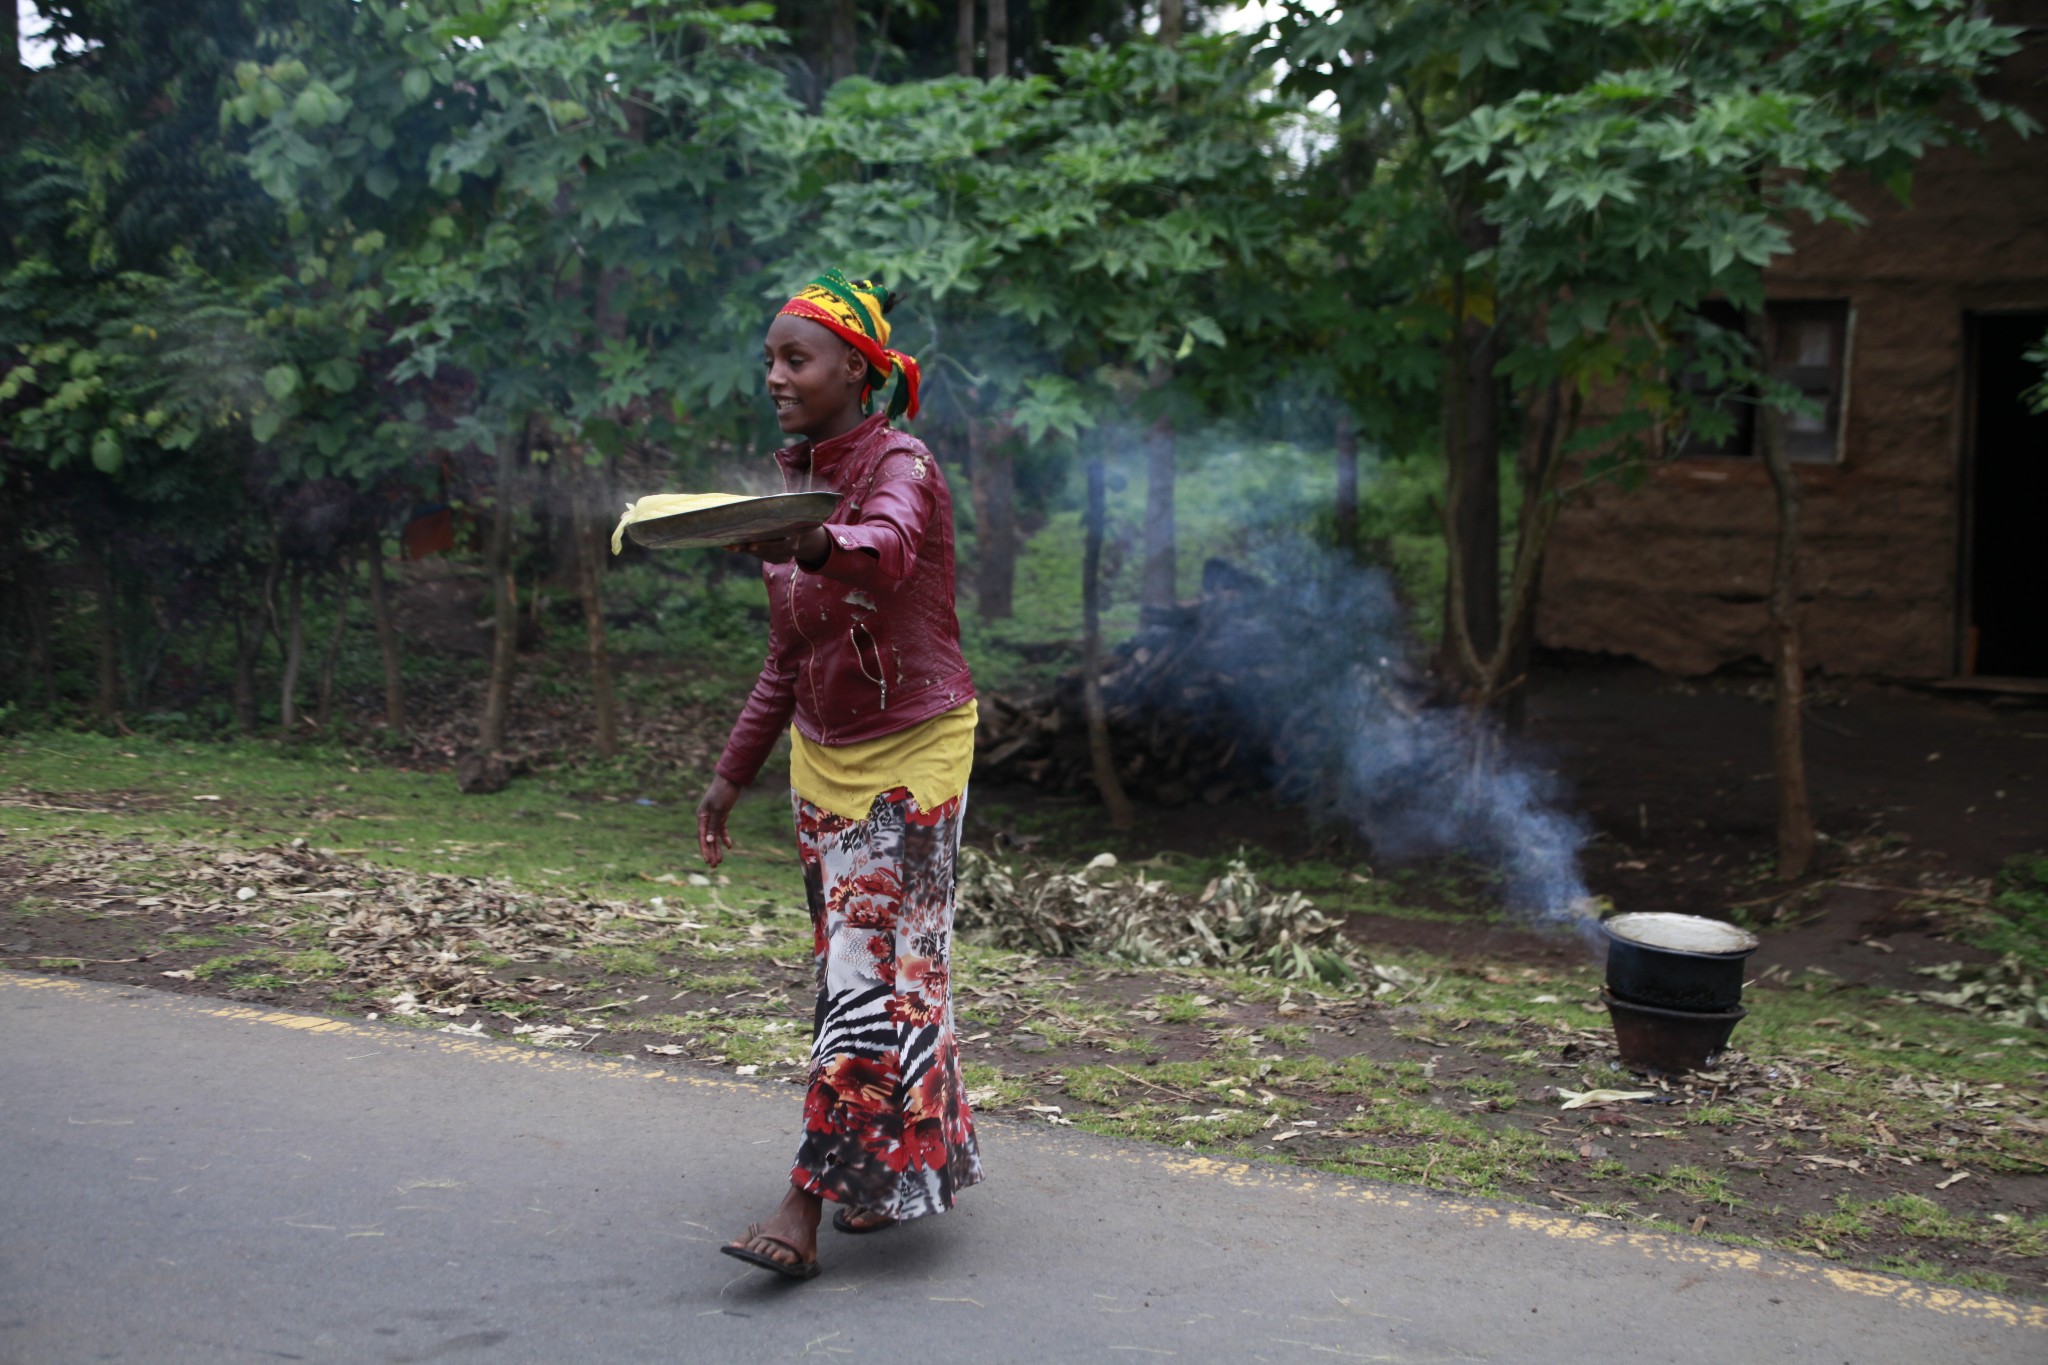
xmin=776 ymin=412 xmax=889 ymax=488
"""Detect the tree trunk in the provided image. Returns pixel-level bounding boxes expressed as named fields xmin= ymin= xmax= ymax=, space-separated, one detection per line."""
xmin=233 ymin=558 xmax=276 ymax=735
xmin=1753 ymin=318 xmax=1816 ymax=879
xmin=1501 ymin=381 xmax=1564 ymax=736
xmin=478 ymin=430 xmax=523 ymax=755
xmin=1445 ymin=376 xmax=1578 ymax=716
xmin=1442 ymin=310 xmax=1502 ymax=681
xmin=278 ymin=565 xmax=307 ymax=732
xmin=956 ymin=0 xmax=976 ymax=76
xmin=24 ymin=557 xmax=55 ymax=715
xmin=1334 ymin=415 xmax=1359 ymax=559
xmin=2 ymin=0 xmax=20 ymax=106
xmin=80 ymin=536 xmax=123 ymax=722
xmin=34 ymin=590 xmax=56 ymax=716
xmin=232 ymin=614 xmax=257 ymax=734
xmin=364 ymin=540 xmax=407 ymax=732
xmin=827 ymin=0 xmax=857 ymax=84
xmin=985 ymin=0 xmax=1008 ymax=77
xmin=315 ymin=557 xmax=353 ymax=730
xmin=572 ymin=475 xmax=620 ymax=759
xmin=193 ymin=605 xmax=224 ymax=719
xmin=968 ymin=417 xmax=1017 ymax=621
xmin=1159 ymin=0 xmax=1184 ymax=47
xmin=1082 ymin=456 xmax=1135 ymax=830
xmin=1141 ymin=409 xmax=1177 ymax=614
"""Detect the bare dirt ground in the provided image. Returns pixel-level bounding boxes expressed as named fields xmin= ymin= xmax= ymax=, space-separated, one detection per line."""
xmin=4 ymin=656 xmax=2046 ymax=1297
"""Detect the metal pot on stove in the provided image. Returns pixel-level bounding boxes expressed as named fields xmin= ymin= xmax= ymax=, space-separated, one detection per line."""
xmin=1602 ymin=911 xmax=1760 ymax=1013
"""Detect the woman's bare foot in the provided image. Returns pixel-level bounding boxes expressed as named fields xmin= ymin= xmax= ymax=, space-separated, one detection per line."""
xmin=724 ymin=1185 xmax=822 ymax=1272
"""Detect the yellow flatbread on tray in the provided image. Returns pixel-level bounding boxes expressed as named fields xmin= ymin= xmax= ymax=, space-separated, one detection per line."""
xmin=611 ymin=491 xmax=842 ymax=554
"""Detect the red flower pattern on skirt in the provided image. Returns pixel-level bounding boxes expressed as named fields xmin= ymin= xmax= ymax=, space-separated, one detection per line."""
xmin=787 ymin=787 xmax=982 ymax=1220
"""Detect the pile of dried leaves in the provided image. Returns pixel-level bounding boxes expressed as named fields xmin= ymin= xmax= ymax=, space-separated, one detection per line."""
xmin=6 ymin=830 xmax=654 ymax=1005
xmin=1907 ymin=956 xmax=2048 ymax=1029
xmin=956 ymin=849 xmax=1362 ymax=985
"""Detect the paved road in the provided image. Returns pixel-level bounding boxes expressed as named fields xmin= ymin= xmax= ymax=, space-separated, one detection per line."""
xmin=2 ymin=973 xmax=2042 ymax=1365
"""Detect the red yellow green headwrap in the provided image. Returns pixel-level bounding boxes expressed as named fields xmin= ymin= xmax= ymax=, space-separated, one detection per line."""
xmin=778 ymin=270 xmax=922 ymax=421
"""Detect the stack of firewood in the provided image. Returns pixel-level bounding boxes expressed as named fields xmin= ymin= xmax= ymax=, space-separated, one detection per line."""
xmin=974 ymin=562 xmax=1420 ymax=807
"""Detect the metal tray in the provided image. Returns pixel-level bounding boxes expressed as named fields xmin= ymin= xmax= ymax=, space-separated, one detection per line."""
xmin=625 ymin=491 xmax=843 ymax=551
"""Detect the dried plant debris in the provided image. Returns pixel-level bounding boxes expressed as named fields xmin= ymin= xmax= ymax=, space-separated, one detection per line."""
xmin=957 ymin=849 xmax=1365 ymax=986
xmin=1907 ymin=956 xmax=2048 ymax=1029
xmin=4 ymin=829 xmax=655 ymax=1008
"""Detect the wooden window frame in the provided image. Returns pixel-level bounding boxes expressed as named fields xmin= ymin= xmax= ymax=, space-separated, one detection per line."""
xmin=1677 ymin=299 xmax=1852 ymax=465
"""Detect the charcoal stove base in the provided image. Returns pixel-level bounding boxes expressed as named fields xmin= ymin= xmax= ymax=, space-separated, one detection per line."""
xmin=1602 ymin=991 xmax=1746 ymax=1075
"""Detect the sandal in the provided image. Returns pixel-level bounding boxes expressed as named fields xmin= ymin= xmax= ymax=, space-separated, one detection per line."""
xmin=719 ymin=1224 xmax=821 ymax=1280
xmin=831 ymin=1207 xmax=897 ymax=1236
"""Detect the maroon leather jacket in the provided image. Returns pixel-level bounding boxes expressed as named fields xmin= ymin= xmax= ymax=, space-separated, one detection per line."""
xmin=714 ymin=414 xmax=976 ymax=788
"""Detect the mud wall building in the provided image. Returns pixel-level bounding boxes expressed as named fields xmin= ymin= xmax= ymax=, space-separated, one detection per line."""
xmin=1538 ymin=15 xmax=2048 ymax=681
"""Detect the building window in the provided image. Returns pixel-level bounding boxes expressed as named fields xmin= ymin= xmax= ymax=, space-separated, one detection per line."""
xmin=1679 ymin=300 xmax=1851 ymax=463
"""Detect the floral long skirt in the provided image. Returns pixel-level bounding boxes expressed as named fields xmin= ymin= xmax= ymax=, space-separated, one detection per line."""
xmin=788 ymin=786 xmax=983 ymax=1220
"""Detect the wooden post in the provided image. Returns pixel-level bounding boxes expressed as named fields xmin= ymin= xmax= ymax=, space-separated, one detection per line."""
xmin=314 ymin=556 xmax=354 ymax=730
xmin=572 ymin=473 xmax=619 ymax=758
xmin=1083 ymin=455 xmax=1135 ymax=830
xmin=968 ymin=415 xmax=1017 ymax=621
xmin=1141 ymin=407 xmax=1177 ymax=613
xmin=1334 ymin=415 xmax=1359 ymax=559
xmin=80 ymin=535 xmax=123 ymax=723
xmin=364 ymin=539 xmax=407 ymax=732
xmin=478 ymin=430 xmax=522 ymax=756
xmin=278 ymin=564 xmax=306 ymax=732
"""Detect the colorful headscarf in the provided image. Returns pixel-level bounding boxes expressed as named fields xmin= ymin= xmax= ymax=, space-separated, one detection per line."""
xmin=778 ymin=270 xmax=922 ymax=421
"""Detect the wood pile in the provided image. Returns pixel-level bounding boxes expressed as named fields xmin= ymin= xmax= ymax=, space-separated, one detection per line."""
xmin=974 ymin=562 xmax=1421 ymax=807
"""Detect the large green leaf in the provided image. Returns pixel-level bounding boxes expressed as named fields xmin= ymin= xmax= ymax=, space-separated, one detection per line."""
xmin=263 ymin=364 xmax=301 ymax=401
xmin=90 ymin=429 xmax=123 ymax=475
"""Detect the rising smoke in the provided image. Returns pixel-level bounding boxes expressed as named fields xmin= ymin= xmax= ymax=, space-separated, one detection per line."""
xmin=1094 ymin=431 xmax=1600 ymax=944
xmin=1215 ymin=554 xmax=1598 ymax=941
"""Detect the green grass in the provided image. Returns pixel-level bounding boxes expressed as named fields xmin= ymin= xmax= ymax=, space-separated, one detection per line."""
xmin=191 ymin=951 xmax=279 ymax=981
xmin=159 ymin=930 xmax=247 ymax=950
xmin=228 ymin=971 xmax=294 ymax=991
xmin=680 ymin=970 xmax=768 ymax=995
xmin=1644 ymin=1164 xmax=1744 ymax=1211
xmin=959 ymin=1062 xmax=1034 ymax=1109
xmin=635 ymin=1010 xmax=807 ymax=1068
xmin=584 ymin=946 xmax=664 ymax=978
xmin=284 ymin=948 xmax=346 ymax=978
xmin=1154 ymin=991 xmax=1220 ymax=1025
xmin=1961 ymin=854 xmax=2048 ymax=971
xmin=1799 ymin=1193 xmax=2048 ymax=1293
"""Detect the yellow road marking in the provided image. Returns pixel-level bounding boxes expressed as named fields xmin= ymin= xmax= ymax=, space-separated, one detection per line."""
xmin=8 ymin=970 xmax=2045 ymax=1333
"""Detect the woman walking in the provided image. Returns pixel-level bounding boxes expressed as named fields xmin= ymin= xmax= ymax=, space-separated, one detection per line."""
xmin=701 ymin=271 xmax=981 ymax=1280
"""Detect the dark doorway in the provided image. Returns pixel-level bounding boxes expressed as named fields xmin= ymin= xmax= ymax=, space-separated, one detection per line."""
xmin=1964 ymin=311 xmax=2048 ymax=678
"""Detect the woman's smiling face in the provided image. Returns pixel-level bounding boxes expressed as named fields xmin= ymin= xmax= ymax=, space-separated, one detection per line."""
xmin=763 ymin=313 xmax=868 ymax=441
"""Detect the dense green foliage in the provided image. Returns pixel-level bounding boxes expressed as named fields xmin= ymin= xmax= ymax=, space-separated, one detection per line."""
xmin=1 ymin=0 xmax=2031 ymax=735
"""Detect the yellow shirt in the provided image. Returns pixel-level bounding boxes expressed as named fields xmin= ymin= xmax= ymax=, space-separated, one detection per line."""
xmin=789 ymin=700 xmax=978 ymax=820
